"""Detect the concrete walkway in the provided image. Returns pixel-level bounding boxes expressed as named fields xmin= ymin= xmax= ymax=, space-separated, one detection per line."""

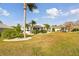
xmin=3 ymin=37 xmax=32 ymax=41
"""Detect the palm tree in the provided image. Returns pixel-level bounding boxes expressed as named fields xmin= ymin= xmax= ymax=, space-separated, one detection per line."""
xmin=23 ymin=0 xmax=37 ymax=38
xmin=25 ymin=24 xmax=30 ymax=29
xmin=44 ymin=24 xmax=50 ymax=32
xmin=12 ymin=24 xmax=21 ymax=33
xmin=30 ymin=20 xmax=36 ymax=31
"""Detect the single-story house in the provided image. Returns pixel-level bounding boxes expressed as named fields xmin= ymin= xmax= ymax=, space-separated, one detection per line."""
xmin=0 ymin=23 xmax=12 ymax=32
xmin=33 ymin=25 xmax=45 ymax=30
xmin=21 ymin=24 xmax=45 ymax=34
xmin=51 ymin=25 xmax=68 ymax=32
xmin=51 ymin=25 xmax=61 ymax=32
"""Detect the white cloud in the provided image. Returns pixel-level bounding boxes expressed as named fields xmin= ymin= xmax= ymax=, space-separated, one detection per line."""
xmin=33 ymin=9 xmax=39 ymax=13
xmin=46 ymin=8 xmax=62 ymax=18
xmin=34 ymin=8 xmax=79 ymax=20
xmin=0 ymin=8 xmax=10 ymax=16
xmin=61 ymin=12 xmax=69 ymax=16
xmin=70 ymin=8 xmax=79 ymax=15
xmin=66 ymin=19 xmax=77 ymax=22
xmin=42 ymin=8 xmax=79 ymax=19
xmin=41 ymin=16 xmax=56 ymax=19
xmin=61 ymin=8 xmax=79 ymax=16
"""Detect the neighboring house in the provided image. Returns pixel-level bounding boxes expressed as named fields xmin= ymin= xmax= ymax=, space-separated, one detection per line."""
xmin=21 ymin=24 xmax=75 ymax=34
xmin=51 ymin=25 xmax=61 ymax=32
xmin=33 ymin=24 xmax=45 ymax=30
xmin=21 ymin=24 xmax=45 ymax=34
xmin=51 ymin=25 xmax=68 ymax=32
xmin=0 ymin=23 xmax=12 ymax=32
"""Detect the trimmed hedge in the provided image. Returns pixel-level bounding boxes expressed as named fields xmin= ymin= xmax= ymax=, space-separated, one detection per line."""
xmin=40 ymin=30 xmax=47 ymax=33
xmin=32 ymin=30 xmax=40 ymax=34
xmin=32 ymin=30 xmax=47 ymax=34
xmin=72 ymin=28 xmax=79 ymax=32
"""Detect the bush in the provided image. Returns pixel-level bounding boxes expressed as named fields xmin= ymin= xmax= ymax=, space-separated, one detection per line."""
xmin=1 ymin=28 xmax=33 ymax=39
xmin=72 ymin=28 xmax=79 ymax=32
xmin=40 ymin=30 xmax=47 ymax=33
xmin=32 ymin=30 xmax=47 ymax=34
xmin=1 ymin=29 xmax=18 ymax=39
xmin=32 ymin=30 xmax=40 ymax=34
xmin=52 ymin=28 xmax=55 ymax=32
xmin=16 ymin=33 xmax=24 ymax=38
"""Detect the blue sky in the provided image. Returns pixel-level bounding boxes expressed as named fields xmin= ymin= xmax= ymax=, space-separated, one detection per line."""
xmin=0 ymin=3 xmax=79 ymax=26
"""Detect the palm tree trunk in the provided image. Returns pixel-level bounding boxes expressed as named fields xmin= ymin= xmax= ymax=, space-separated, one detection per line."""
xmin=24 ymin=2 xmax=27 ymax=38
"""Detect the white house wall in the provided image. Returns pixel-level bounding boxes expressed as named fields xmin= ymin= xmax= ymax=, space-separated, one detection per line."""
xmin=55 ymin=29 xmax=61 ymax=32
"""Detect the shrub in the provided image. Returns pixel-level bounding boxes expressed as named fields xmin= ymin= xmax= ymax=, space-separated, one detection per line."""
xmin=72 ymin=28 xmax=79 ymax=32
xmin=1 ymin=28 xmax=33 ymax=39
xmin=32 ymin=30 xmax=47 ymax=34
xmin=40 ymin=30 xmax=47 ymax=33
xmin=32 ymin=30 xmax=40 ymax=34
xmin=16 ymin=33 xmax=24 ymax=38
xmin=52 ymin=28 xmax=55 ymax=32
xmin=1 ymin=29 xmax=18 ymax=39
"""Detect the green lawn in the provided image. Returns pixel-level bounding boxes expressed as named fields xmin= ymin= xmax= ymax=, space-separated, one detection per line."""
xmin=0 ymin=32 xmax=79 ymax=56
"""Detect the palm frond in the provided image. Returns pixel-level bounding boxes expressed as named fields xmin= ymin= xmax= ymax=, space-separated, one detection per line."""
xmin=27 ymin=3 xmax=37 ymax=11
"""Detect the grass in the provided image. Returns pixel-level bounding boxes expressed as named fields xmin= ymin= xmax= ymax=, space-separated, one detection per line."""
xmin=0 ymin=32 xmax=79 ymax=56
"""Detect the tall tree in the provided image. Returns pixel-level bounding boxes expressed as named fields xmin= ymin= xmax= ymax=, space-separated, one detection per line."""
xmin=23 ymin=0 xmax=37 ymax=38
xmin=30 ymin=20 xmax=36 ymax=31
xmin=25 ymin=24 xmax=30 ymax=29
xmin=44 ymin=24 xmax=50 ymax=31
